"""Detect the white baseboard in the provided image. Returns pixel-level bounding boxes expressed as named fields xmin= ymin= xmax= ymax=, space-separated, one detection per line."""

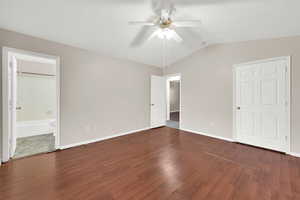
xmin=59 ymin=127 xmax=151 ymax=150
xmin=180 ymin=128 xmax=234 ymax=142
xmin=288 ymin=152 xmax=300 ymax=158
xmin=181 ymin=128 xmax=300 ymax=157
xmin=151 ymin=123 xmax=166 ymax=129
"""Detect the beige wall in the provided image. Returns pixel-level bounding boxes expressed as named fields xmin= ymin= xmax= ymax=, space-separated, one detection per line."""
xmin=17 ymin=76 xmax=56 ymax=121
xmin=17 ymin=59 xmax=56 ymax=121
xmin=165 ymin=36 xmax=300 ymax=154
xmin=0 ymin=29 xmax=162 ymax=156
xmin=170 ymin=81 xmax=180 ymax=112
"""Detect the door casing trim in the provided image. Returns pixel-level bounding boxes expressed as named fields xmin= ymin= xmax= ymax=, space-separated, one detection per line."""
xmin=2 ymin=47 xmax=61 ymax=163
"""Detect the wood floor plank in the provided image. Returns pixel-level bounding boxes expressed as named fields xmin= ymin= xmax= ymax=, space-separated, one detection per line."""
xmin=0 ymin=127 xmax=300 ymax=200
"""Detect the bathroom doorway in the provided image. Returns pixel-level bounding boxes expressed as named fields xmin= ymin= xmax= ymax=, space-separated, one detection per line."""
xmin=166 ymin=75 xmax=181 ymax=129
xmin=2 ymin=47 xmax=60 ymax=161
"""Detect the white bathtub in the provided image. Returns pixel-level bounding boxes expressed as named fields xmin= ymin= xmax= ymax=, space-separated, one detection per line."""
xmin=17 ymin=119 xmax=56 ymax=138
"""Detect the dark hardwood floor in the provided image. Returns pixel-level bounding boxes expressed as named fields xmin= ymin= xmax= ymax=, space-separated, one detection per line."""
xmin=1 ymin=127 xmax=300 ymax=200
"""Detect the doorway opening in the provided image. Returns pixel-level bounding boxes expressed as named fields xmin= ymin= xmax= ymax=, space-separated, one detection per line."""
xmin=166 ymin=75 xmax=181 ymax=129
xmin=2 ymin=47 xmax=60 ymax=162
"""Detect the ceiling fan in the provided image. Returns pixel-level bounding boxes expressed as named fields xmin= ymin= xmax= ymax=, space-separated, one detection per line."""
xmin=129 ymin=0 xmax=203 ymax=47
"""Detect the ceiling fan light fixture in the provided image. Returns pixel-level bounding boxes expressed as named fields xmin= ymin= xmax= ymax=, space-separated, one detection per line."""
xmin=155 ymin=28 xmax=175 ymax=40
xmin=129 ymin=0 xmax=202 ymax=47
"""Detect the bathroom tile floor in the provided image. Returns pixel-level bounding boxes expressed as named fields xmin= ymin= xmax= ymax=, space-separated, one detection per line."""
xmin=166 ymin=112 xmax=180 ymax=129
xmin=13 ymin=134 xmax=55 ymax=159
xmin=166 ymin=120 xmax=179 ymax=129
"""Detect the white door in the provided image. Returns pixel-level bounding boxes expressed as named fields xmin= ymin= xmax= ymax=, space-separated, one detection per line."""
xmin=235 ymin=58 xmax=289 ymax=152
xmin=151 ymin=75 xmax=166 ymax=128
xmin=8 ymin=56 xmax=18 ymax=158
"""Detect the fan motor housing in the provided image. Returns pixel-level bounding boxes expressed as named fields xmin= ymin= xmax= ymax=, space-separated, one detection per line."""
xmin=160 ymin=19 xmax=172 ymax=29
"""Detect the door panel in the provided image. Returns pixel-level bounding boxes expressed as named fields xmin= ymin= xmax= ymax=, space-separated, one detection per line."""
xmin=151 ymin=76 xmax=166 ymax=128
xmin=261 ymin=112 xmax=278 ymax=139
xmin=261 ymin=79 xmax=278 ymax=105
xmin=236 ymin=58 xmax=289 ymax=152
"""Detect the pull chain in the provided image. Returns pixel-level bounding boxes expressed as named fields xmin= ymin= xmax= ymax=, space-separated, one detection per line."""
xmin=162 ymin=37 xmax=167 ymax=74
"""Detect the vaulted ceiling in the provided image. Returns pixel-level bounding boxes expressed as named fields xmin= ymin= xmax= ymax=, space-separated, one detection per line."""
xmin=1 ymin=0 xmax=300 ymax=67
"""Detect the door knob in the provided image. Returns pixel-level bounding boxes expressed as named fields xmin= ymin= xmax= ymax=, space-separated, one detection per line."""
xmin=151 ymin=104 xmax=155 ymax=106
xmin=16 ymin=106 xmax=22 ymax=110
xmin=237 ymin=106 xmax=241 ymax=110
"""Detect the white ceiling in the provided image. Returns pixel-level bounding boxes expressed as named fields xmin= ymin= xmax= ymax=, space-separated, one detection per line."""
xmin=1 ymin=0 xmax=300 ymax=67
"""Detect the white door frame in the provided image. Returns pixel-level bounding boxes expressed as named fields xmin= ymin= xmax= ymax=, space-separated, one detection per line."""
xmin=2 ymin=47 xmax=61 ymax=163
xmin=165 ymin=73 xmax=181 ymax=128
xmin=232 ymin=56 xmax=291 ymax=153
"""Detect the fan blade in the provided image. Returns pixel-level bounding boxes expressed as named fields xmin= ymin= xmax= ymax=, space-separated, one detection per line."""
xmin=175 ymin=28 xmax=208 ymax=48
xmin=128 ymin=21 xmax=155 ymax=26
xmin=169 ymin=1 xmax=176 ymax=16
xmin=172 ymin=30 xmax=183 ymax=42
xmin=130 ymin=26 xmax=155 ymax=47
xmin=152 ymin=0 xmax=176 ymax=16
xmin=173 ymin=20 xmax=202 ymax=27
xmin=151 ymin=0 xmax=161 ymax=16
